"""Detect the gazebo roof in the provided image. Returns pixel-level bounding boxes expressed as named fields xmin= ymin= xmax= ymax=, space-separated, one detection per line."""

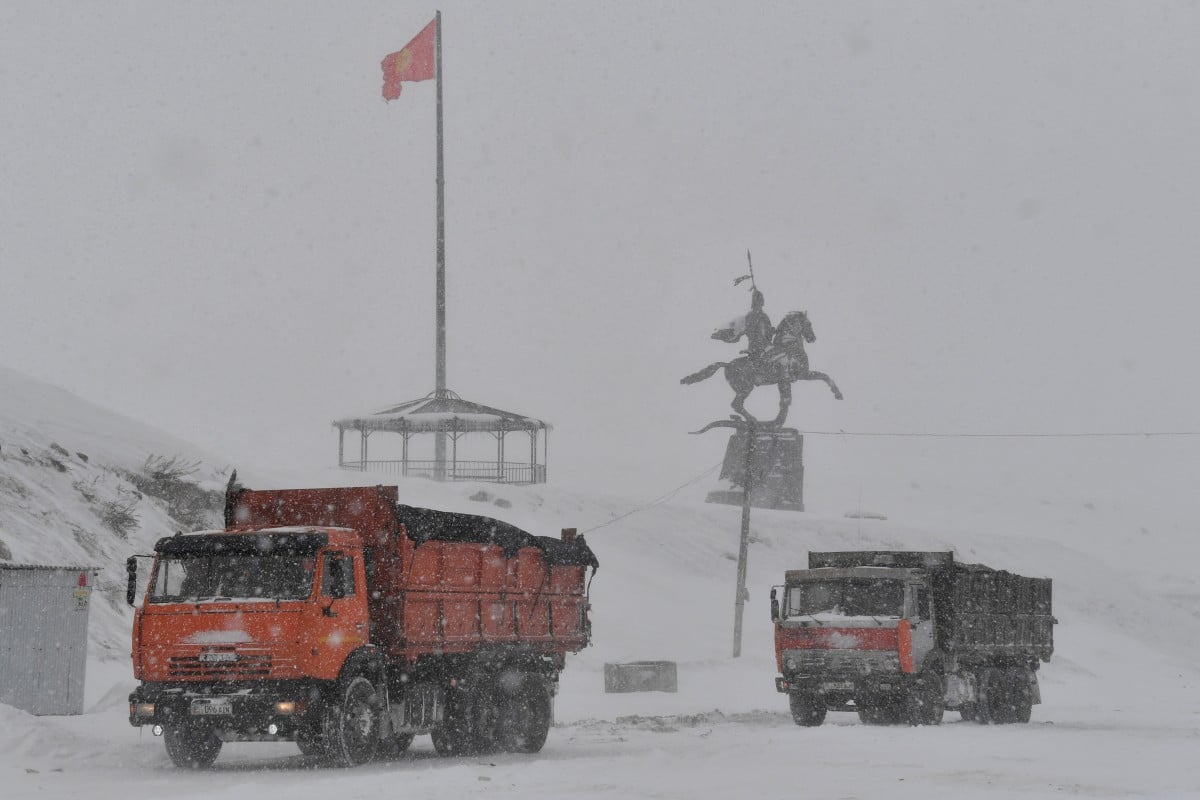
xmin=333 ymin=390 xmax=550 ymax=434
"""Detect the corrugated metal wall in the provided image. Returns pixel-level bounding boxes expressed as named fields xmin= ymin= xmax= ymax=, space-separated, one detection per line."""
xmin=0 ymin=566 xmax=97 ymax=715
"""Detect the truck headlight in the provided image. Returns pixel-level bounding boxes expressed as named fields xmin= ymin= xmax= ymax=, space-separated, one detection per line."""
xmin=132 ymin=702 xmax=155 ymax=718
xmin=274 ymin=701 xmax=297 ymax=715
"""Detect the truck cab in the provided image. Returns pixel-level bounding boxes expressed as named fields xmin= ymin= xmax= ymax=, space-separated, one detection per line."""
xmin=128 ymin=527 xmax=378 ymax=766
xmin=772 ymin=560 xmax=941 ymax=726
xmin=772 ymin=551 xmax=1053 ymax=728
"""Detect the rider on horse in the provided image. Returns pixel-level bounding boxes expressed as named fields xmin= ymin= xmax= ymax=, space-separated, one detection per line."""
xmin=744 ymin=289 xmax=774 ymax=367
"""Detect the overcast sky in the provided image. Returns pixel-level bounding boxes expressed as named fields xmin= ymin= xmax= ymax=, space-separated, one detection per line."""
xmin=3 ymin=1 xmax=1198 ymax=524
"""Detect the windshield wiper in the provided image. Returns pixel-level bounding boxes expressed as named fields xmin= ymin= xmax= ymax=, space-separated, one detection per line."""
xmin=802 ymin=612 xmax=824 ymax=626
xmin=194 ymin=596 xmax=233 ymax=602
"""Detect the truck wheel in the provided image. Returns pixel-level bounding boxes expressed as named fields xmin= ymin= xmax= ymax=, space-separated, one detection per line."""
xmin=958 ymin=702 xmax=978 ymax=722
xmin=905 ymin=674 xmax=945 ymax=726
xmin=295 ymin=728 xmax=325 ymax=760
xmin=320 ymin=676 xmax=382 ymax=767
xmin=433 ymin=687 xmax=492 ymax=757
xmin=374 ymin=733 xmax=415 ymax=760
xmin=469 ymin=686 xmax=502 ymax=755
xmin=163 ymin=725 xmax=222 ymax=769
xmin=497 ymin=676 xmax=553 ymax=753
xmin=789 ymin=692 xmax=827 ymax=726
xmin=431 ymin=708 xmax=469 ymax=757
xmin=1006 ymin=669 xmax=1033 ymax=723
xmin=977 ymin=668 xmax=1009 ymax=724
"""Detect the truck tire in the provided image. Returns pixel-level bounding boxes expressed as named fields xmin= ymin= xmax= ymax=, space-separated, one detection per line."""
xmin=789 ymin=692 xmax=827 ymax=727
xmin=374 ymin=733 xmax=415 ymax=760
xmin=320 ymin=676 xmax=382 ymax=767
xmin=497 ymin=676 xmax=553 ymax=753
xmin=295 ymin=727 xmax=325 ymax=760
xmin=469 ymin=686 xmax=502 ymax=755
xmin=163 ymin=725 xmax=222 ymax=769
xmin=905 ymin=674 xmax=945 ymax=726
xmin=958 ymin=702 xmax=978 ymax=722
xmin=977 ymin=668 xmax=1009 ymax=725
xmin=432 ymin=685 xmax=498 ymax=757
xmin=431 ymin=703 xmax=471 ymax=757
xmin=1006 ymin=668 xmax=1033 ymax=724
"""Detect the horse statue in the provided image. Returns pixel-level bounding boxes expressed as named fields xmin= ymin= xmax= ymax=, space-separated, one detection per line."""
xmin=681 ymin=309 xmax=842 ymax=426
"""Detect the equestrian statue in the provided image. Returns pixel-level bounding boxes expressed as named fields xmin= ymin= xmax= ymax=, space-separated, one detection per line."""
xmin=681 ymin=257 xmax=842 ymax=427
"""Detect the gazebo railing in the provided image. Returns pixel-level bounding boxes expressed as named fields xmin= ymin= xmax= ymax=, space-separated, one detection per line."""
xmin=341 ymin=459 xmax=546 ymax=485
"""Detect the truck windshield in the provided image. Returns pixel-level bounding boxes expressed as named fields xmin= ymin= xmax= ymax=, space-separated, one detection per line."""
xmin=149 ymin=553 xmax=316 ymax=603
xmin=786 ymin=579 xmax=903 ymax=618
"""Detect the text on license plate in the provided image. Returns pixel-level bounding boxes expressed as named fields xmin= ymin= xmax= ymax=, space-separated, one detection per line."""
xmin=822 ymin=681 xmax=854 ymax=692
xmin=191 ymin=700 xmax=233 ymax=716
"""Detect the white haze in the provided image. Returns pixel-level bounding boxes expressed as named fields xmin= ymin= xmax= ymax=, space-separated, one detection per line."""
xmin=2 ymin=2 xmax=1200 ymax=795
xmin=3 ymin=1 xmax=1199 ymax=522
xmin=1 ymin=361 xmax=1199 ymax=798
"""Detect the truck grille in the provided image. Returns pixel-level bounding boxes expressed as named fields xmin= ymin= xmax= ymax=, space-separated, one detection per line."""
xmin=167 ymin=653 xmax=273 ymax=679
xmin=784 ymin=649 xmax=899 ymax=677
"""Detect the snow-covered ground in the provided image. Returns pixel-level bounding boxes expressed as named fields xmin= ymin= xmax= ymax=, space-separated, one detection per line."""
xmin=3 ymin=365 xmax=1199 ymax=798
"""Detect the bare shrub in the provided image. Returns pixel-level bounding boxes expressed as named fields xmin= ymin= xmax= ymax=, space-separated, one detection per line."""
xmin=124 ymin=454 xmax=223 ymax=530
xmin=99 ymin=498 xmax=139 ymax=539
xmin=143 ymin=455 xmax=200 ymax=484
xmin=73 ymin=478 xmax=99 ymax=504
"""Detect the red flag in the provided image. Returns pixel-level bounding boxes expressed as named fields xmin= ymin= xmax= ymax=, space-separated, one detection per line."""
xmin=381 ymin=18 xmax=437 ymax=101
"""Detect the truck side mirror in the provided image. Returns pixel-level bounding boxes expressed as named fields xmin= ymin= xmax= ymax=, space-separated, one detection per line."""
xmin=126 ymin=556 xmax=139 ymax=606
xmin=770 ymin=587 xmax=780 ymax=622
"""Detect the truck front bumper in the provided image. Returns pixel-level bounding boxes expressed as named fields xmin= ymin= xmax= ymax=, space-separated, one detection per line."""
xmin=129 ymin=681 xmax=325 ymax=737
xmin=777 ymin=673 xmax=909 ymax=697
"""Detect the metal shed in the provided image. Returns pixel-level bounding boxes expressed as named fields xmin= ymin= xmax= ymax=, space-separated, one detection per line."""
xmin=0 ymin=564 xmax=100 ymax=715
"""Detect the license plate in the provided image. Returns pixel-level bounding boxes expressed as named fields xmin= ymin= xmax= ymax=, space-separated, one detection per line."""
xmin=191 ymin=699 xmax=233 ymax=716
xmin=199 ymin=652 xmax=238 ymax=663
xmin=822 ymin=681 xmax=854 ymax=692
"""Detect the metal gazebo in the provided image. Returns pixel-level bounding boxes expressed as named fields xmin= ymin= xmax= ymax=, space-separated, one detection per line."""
xmin=334 ymin=391 xmax=549 ymax=484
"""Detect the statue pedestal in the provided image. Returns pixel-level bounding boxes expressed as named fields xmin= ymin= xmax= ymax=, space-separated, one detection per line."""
xmin=705 ymin=428 xmax=804 ymax=512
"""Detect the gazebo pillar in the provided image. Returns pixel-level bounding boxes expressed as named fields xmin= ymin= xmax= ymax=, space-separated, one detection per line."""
xmin=359 ymin=430 xmax=370 ymax=472
xmin=495 ymin=430 xmax=503 ymax=482
xmin=529 ymin=430 xmax=536 ymax=484
xmin=337 ymin=426 xmax=345 ymax=467
xmin=401 ymin=427 xmax=410 ymax=477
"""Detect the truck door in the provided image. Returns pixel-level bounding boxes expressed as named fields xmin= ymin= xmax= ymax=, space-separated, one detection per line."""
xmin=907 ymin=584 xmax=937 ymax=671
xmin=311 ymin=551 xmax=369 ymax=679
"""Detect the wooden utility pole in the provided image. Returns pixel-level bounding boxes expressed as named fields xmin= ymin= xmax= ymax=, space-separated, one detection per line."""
xmin=732 ymin=422 xmax=755 ymax=658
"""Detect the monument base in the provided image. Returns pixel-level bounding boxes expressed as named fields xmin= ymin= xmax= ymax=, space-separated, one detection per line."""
xmin=705 ymin=427 xmax=805 ymax=512
xmin=706 ymin=487 xmax=804 ymax=512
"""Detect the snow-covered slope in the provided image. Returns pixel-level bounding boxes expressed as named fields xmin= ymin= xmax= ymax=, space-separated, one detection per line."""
xmin=0 ymin=365 xmax=232 ymax=659
xmin=2 ymin=365 xmax=1199 ymax=797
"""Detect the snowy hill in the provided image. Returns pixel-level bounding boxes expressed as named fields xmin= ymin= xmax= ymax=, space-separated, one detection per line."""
xmin=0 ymin=365 xmax=234 ymax=661
xmin=2 ymin=364 xmax=1200 ymax=797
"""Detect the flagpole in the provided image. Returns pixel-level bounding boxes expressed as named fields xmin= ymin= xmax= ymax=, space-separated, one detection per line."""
xmin=434 ymin=9 xmax=447 ymax=478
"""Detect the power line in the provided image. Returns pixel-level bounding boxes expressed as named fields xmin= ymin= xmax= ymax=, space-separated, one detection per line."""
xmin=794 ymin=430 xmax=1200 ymax=439
xmin=581 ymin=461 xmax=723 ymax=534
xmin=578 ymin=428 xmax=1200 ymax=534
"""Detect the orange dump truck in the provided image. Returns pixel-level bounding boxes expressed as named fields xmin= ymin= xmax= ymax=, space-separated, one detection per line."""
xmin=126 ymin=485 xmax=597 ymax=768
